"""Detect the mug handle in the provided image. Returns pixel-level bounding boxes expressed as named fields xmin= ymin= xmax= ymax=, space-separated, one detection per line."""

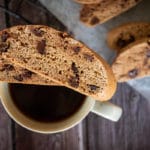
xmin=91 ymin=101 xmax=122 ymax=122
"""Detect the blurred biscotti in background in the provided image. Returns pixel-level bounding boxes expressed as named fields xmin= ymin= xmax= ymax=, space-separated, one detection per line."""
xmin=112 ymin=38 xmax=150 ymax=82
xmin=107 ymin=22 xmax=150 ymax=53
xmin=107 ymin=22 xmax=150 ymax=82
xmin=79 ymin=0 xmax=143 ymax=26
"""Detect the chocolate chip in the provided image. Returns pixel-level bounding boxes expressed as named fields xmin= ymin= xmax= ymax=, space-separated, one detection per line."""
xmin=73 ymin=46 xmax=81 ymax=54
xmin=88 ymin=84 xmax=99 ymax=91
xmin=20 ymin=42 xmax=28 ymax=47
xmin=128 ymin=35 xmax=135 ymax=43
xmin=83 ymin=53 xmax=94 ymax=62
xmin=143 ymin=58 xmax=148 ymax=65
xmin=17 ymin=27 xmax=23 ymax=31
xmin=70 ymin=62 xmax=79 ymax=87
xmin=59 ymin=32 xmax=64 ymax=38
xmin=13 ymin=75 xmax=23 ymax=81
xmin=36 ymin=40 xmax=46 ymax=54
xmin=116 ymin=38 xmax=126 ymax=48
xmin=68 ymin=76 xmax=79 ymax=88
xmin=0 ymin=43 xmax=10 ymax=53
xmin=90 ymin=16 xmax=100 ymax=25
xmin=5 ymin=65 xmax=14 ymax=71
xmin=144 ymin=49 xmax=150 ymax=65
xmin=0 ymin=64 xmax=14 ymax=71
xmin=128 ymin=69 xmax=138 ymax=78
xmin=22 ymin=58 xmax=28 ymax=63
xmin=22 ymin=69 xmax=33 ymax=78
xmin=116 ymin=35 xmax=135 ymax=48
xmin=1 ymin=31 xmax=9 ymax=42
xmin=146 ymin=50 xmax=150 ymax=58
xmin=31 ymin=28 xmax=44 ymax=37
xmin=59 ymin=70 xmax=62 ymax=75
xmin=71 ymin=62 xmax=79 ymax=75
xmin=120 ymin=3 xmax=125 ymax=8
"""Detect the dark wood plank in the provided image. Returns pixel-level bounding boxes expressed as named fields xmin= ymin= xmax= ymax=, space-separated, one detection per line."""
xmin=0 ymin=1 xmax=13 ymax=150
xmin=4 ymin=1 xmax=150 ymax=150
xmin=86 ymin=83 xmax=150 ymax=150
xmin=0 ymin=102 xmax=13 ymax=150
xmin=8 ymin=0 xmax=66 ymax=31
xmin=0 ymin=0 xmax=6 ymax=29
xmin=15 ymin=122 xmax=86 ymax=150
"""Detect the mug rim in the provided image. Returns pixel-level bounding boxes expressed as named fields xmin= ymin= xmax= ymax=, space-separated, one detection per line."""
xmin=0 ymin=83 xmax=95 ymax=134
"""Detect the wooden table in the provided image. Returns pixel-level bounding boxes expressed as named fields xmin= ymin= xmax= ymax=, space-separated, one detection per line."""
xmin=0 ymin=0 xmax=150 ymax=150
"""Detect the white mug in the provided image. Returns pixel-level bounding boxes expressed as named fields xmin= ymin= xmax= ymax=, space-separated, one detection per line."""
xmin=0 ymin=83 xmax=122 ymax=134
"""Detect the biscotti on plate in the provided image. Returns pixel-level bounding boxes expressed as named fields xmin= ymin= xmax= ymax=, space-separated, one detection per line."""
xmin=112 ymin=38 xmax=150 ymax=82
xmin=0 ymin=25 xmax=116 ymax=101
xmin=107 ymin=22 xmax=150 ymax=53
xmin=80 ymin=0 xmax=143 ymax=26
xmin=0 ymin=58 xmax=59 ymax=85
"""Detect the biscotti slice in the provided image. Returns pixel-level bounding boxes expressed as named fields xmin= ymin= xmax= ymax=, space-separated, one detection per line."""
xmin=0 ymin=58 xmax=59 ymax=85
xmin=75 ymin=0 xmax=101 ymax=4
xmin=80 ymin=0 xmax=142 ymax=26
xmin=112 ymin=38 xmax=150 ymax=82
xmin=0 ymin=25 xmax=116 ymax=101
xmin=107 ymin=22 xmax=150 ymax=52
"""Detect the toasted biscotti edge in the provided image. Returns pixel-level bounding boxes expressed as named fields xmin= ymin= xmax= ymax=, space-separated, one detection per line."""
xmin=80 ymin=0 xmax=143 ymax=26
xmin=112 ymin=38 xmax=150 ymax=82
xmin=107 ymin=22 xmax=150 ymax=52
xmin=75 ymin=0 xmax=101 ymax=4
xmin=84 ymin=48 xmax=117 ymax=101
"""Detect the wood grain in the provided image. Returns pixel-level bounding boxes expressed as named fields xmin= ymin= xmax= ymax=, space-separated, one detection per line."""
xmin=0 ymin=0 xmax=150 ymax=150
xmin=0 ymin=1 xmax=13 ymax=150
xmin=86 ymin=83 xmax=150 ymax=150
xmin=0 ymin=102 xmax=12 ymax=150
xmin=8 ymin=0 xmax=66 ymax=31
xmin=15 ymin=122 xmax=86 ymax=150
xmin=0 ymin=0 xmax=6 ymax=29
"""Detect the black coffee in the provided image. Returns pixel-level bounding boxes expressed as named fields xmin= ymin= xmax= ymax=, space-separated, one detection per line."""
xmin=9 ymin=84 xmax=85 ymax=122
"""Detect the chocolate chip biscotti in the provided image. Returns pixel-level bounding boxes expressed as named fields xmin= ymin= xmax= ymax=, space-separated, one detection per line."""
xmin=107 ymin=22 xmax=150 ymax=52
xmin=0 ymin=58 xmax=58 ymax=85
xmin=112 ymin=38 xmax=150 ymax=82
xmin=0 ymin=25 xmax=116 ymax=101
xmin=75 ymin=0 xmax=101 ymax=4
xmin=80 ymin=0 xmax=143 ymax=26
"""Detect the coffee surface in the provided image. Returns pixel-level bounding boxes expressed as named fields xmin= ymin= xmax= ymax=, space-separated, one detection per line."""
xmin=9 ymin=84 xmax=85 ymax=122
